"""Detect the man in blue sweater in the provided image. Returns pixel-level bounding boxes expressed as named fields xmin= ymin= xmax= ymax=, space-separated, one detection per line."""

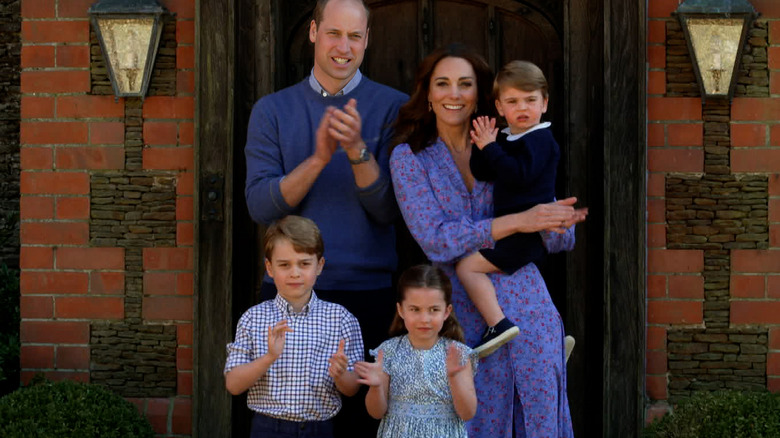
xmin=244 ymin=0 xmax=407 ymax=434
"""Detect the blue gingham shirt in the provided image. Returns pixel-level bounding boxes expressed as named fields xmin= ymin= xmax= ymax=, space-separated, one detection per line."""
xmin=224 ymin=292 xmax=364 ymax=421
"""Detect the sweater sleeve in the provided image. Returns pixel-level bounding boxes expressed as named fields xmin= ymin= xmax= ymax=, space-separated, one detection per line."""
xmin=480 ymin=130 xmax=557 ymax=191
xmin=390 ymin=145 xmax=494 ymax=264
xmin=469 ymin=143 xmax=496 ymax=182
xmin=244 ymin=98 xmax=294 ymax=225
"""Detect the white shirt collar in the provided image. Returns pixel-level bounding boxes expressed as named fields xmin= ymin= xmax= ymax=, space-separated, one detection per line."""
xmin=308 ymin=69 xmax=363 ymax=97
xmin=502 ymin=121 xmax=552 ymax=141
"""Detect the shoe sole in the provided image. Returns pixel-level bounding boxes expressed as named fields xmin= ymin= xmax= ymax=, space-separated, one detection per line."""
xmin=473 ymin=326 xmax=520 ymax=358
xmin=564 ymin=335 xmax=575 ymax=363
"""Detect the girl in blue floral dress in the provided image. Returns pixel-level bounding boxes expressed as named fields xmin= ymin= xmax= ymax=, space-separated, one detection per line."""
xmin=355 ymin=265 xmax=478 ymax=438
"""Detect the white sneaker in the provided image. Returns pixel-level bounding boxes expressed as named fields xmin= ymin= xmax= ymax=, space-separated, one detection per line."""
xmin=564 ymin=335 xmax=575 ymax=363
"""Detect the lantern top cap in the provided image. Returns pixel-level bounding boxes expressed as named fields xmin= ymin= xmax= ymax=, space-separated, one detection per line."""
xmin=89 ymin=0 xmax=166 ymax=15
xmin=675 ymin=0 xmax=757 ymax=15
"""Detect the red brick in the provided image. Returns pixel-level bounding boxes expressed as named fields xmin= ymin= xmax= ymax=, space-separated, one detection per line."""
xmin=648 ymin=45 xmax=666 ymax=69
xmin=177 ymin=172 xmax=194 ymax=195
xmin=646 ymin=375 xmax=667 ymax=400
xmin=177 ymin=223 xmax=194 ymax=246
xmin=732 ymin=149 xmax=780 ymax=173
xmin=179 ymin=122 xmax=194 ymax=146
xmin=177 ymin=272 xmax=193 ymax=295
xmin=768 ymin=275 xmax=780 ymax=299
xmin=770 ymin=47 xmax=780 ymax=70
xmin=177 ymin=46 xmax=194 ymax=69
xmin=55 ymin=296 xmax=124 ymax=319
xmin=648 ymin=223 xmax=666 ymax=248
xmin=21 ymin=271 xmax=89 ymax=294
xmin=647 ymin=275 xmax=667 ymax=298
xmin=56 ymin=346 xmax=90 ymax=369
xmin=22 ymin=21 xmax=89 ymax=43
xmin=731 ymin=275 xmax=766 ymax=298
xmin=90 ymin=272 xmax=125 ymax=295
xmin=20 ymin=246 xmax=54 ymax=269
xmin=57 ymin=248 xmax=124 ymax=270
xmin=648 ymin=20 xmax=666 ymax=44
xmin=20 ymin=196 xmax=54 ymax=219
xmin=177 ymin=70 xmax=194 ymax=94
xmin=21 ymin=345 xmax=54 ymax=368
xmin=732 ymin=98 xmax=780 ymax=121
xmin=144 ymin=248 xmax=193 ymax=270
xmin=89 ymin=122 xmax=125 ymax=145
xmin=772 ymin=72 xmax=780 ymax=96
xmin=143 ymin=122 xmax=178 ymax=145
xmin=172 ymin=398 xmax=192 ymax=434
xmin=143 ymin=147 xmax=194 ymax=170
xmin=20 ymin=296 xmax=53 ymax=318
xmin=22 ymin=96 xmax=55 ymax=119
xmin=648 ymin=97 xmax=701 ymax=121
xmin=176 ymin=197 xmax=193 ymax=220
xmin=21 ymin=0 xmax=55 ymax=18
xmin=21 ymin=171 xmax=89 ymax=194
xmin=648 ymin=149 xmax=703 ymax=172
xmin=55 ymin=196 xmax=90 ymax=220
xmin=647 ymin=300 xmax=703 ymax=324
xmin=648 ymin=0 xmax=677 ymax=18
xmin=177 ymin=347 xmax=192 ymax=370
xmin=20 ymin=222 xmax=89 ymax=245
xmin=770 ymin=199 xmax=780 ymax=222
xmin=647 ymin=326 xmax=667 ymax=350
xmin=770 ymin=377 xmax=780 ymax=393
xmin=178 ymin=372 xmax=193 ymax=396
xmin=21 ymin=71 xmax=90 ymax=93
xmin=752 ymin=0 xmax=780 ymax=17
xmin=771 ymin=174 xmax=780 ymax=196
xmin=143 ymin=296 xmax=193 ymax=321
xmin=669 ymin=275 xmax=704 ymax=299
xmin=22 ymin=45 xmax=55 ymax=68
xmin=56 ymin=45 xmax=89 ymax=68
xmin=769 ymin=353 xmax=780 ymax=376
xmin=648 ymin=71 xmax=665 ymax=95
xmin=144 ymin=272 xmax=177 ymax=295
xmin=161 ymin=0 xmax=195 ymax=19
xmin=143 ymin=96 xmax=195 ymax=119
xmin=771 ymin=124 xmax=780 ymax=147
xmin=57 ymin=0 xmax=93 ymax=18
xmin=668 ymin=123 xmax=703 ymax=147
xmin=178 ymin=323 xmax=194 ymax=345
xmin=21 ymin=320 xmax=90 ymax=344
xmin=145 ymin=398 xmax=170 ymax=435
xmin=646 ymin=403 xmax=671 ymax=425
xmin=772 ymin=21 xmax=780 ymax=45
xmin=770 ymin=327 xmax=780 ymax=350
xmin=647 ymin=172 xmax=665 ymax=197
xmin=732 ymin=250 xmax=780 ymax=273
xmin=648 ymin=124 xmax=665 ymax=147
xmin=57 ymin=95 xmax=124 ymax=119
xmin=648 ymin=199 xmax=665 ymax=223
xmin=56 ymin=146 xmax=124 ymax=169
xmin=21 ymin=371 xmax=88 ymax=384
xmin=21 ymin=121 xmax=88 ymax=145
xmin=177 ymin=20 xmax=194 ymax=44
xmin=771 ymin=226 xmax=780 ymax=248
xmin=647 ymin=350 xmax=667 ymax=374
xmin=731 ymin=124 xmax=767 ymax=147
xmin=731 ymin=301 xmax=780 ymax=324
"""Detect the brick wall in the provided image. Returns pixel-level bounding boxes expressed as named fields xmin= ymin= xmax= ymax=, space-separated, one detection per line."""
xmin=19 ymin=1 xmax=194 ymax=436
xmin=647 ymin=0 xmax=780 ymax=421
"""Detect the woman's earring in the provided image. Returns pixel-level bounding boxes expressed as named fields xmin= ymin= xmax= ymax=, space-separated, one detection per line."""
xmin=428 ymin=101 xmax=432 ymax=111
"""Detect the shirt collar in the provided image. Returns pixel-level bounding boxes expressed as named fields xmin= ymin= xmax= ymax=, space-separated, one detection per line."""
xmin=273 ymin=291 xmax=318 ymax=316
xmin=308 ymin=69 xmax=363 ymax=97
xmin=502 ymin=121 xmax=552 ymax=141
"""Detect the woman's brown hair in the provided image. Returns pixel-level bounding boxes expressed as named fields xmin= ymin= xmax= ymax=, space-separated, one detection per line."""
xmin=392 ymin=43 xmax=495 ymax=154
xmin=388 ymin=264 xmax=465 ymax=343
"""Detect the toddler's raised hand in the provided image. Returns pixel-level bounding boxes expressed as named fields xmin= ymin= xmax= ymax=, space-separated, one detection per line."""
xmin=355 ymin=350 xmax=384 ymax=387
xmin=446 ymin=343 xmax=467 ymax=378
xmin=469 ymin=116 xmax=498 ymax=150
xmin=267 ymin=320 xmax=292 ymax=360
xmin=328 ymin=339 xmax=349 ymax=379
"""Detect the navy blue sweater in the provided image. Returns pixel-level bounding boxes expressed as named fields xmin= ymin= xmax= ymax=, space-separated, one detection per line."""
xmin=244 ymin=78 xmax=408 ymax=290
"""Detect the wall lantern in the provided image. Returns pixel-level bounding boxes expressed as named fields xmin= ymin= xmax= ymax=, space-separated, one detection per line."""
xmin=88 ymin=0 xmax=167 ymax=98
xmin=674 ymin=0 xmax=758 ymax=101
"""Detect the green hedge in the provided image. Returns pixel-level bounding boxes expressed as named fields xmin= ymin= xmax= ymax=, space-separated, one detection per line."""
xmin=645 ymin=390 xmax=780 ymax=438
xmin=0 ymin=263 xmax=19 ymax=397
xmin=0 ymin=380 xmax=155 ymax=438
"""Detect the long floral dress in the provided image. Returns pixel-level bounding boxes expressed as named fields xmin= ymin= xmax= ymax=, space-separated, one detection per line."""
xmin=390 ymin=139 xmax=575 ymax=438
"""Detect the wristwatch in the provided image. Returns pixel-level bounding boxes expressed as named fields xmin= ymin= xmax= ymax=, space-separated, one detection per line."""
xmin=348 ymin=147 xmax=371 ymax=165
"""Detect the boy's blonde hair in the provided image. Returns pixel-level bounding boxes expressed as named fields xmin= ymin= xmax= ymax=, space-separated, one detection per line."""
xmin=493 ymin=60 xmax=548 ymax=100
xmin=264 ymin=215 xmax=324 ymax=261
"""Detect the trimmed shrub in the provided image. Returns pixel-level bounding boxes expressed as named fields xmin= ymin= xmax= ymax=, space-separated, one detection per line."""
xmin=644 ymin=390 xmax=780 ymax=438
xmin=0 ymin=379 xmax=155 ymax=438
xmin=0 ymin=263 xmax=19 ymax=396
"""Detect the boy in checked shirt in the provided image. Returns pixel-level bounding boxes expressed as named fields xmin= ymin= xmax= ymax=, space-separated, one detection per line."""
xmin=225 ymin=215 xmax=363 ymax=438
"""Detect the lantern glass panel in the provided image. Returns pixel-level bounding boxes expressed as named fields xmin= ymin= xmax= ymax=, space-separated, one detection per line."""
xmin=97 ymin=17 xmax=155 ymax=95
xmin=684 ymin=17 xmax=744 ymax=97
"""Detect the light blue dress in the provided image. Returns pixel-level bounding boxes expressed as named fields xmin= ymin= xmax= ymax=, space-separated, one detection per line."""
xmin=370 ymin=335 xmax=477 ymax=438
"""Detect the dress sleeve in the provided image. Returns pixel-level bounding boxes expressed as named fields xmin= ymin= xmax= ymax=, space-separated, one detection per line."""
xmin=390 ymin=145 xmax=494 ymax=263
xmin=540 ymin=226 xmax=576 ymax=253
xmin=369 ymin=338 xmax=396 ymax=375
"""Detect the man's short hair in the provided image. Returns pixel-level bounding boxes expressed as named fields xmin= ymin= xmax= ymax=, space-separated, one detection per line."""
xmin=494 ymin=60 xmax=548 ymax=100
xmin=264 ymin=215 xmax=324 ymax=260
xmin=312 ymin=0 xmax=370 ymax=27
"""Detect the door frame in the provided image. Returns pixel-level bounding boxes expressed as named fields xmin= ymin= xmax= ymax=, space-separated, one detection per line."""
xmin=195 ymin=0 xmax=646 ymax=436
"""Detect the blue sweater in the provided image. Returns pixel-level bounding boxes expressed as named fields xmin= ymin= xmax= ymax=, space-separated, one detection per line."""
xmin=245 ymin=78 xmax=408 ymax=290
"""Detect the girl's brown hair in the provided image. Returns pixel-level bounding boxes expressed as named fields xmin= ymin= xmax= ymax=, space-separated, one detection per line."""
xmin=392 ymin=43 xmax=496 ymax=154
xmin=388 ymin=264 xmax=465 ymax=343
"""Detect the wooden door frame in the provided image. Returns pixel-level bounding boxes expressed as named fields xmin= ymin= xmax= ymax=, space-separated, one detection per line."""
xmin=195 ymin=0 xmax=646 ymax=436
